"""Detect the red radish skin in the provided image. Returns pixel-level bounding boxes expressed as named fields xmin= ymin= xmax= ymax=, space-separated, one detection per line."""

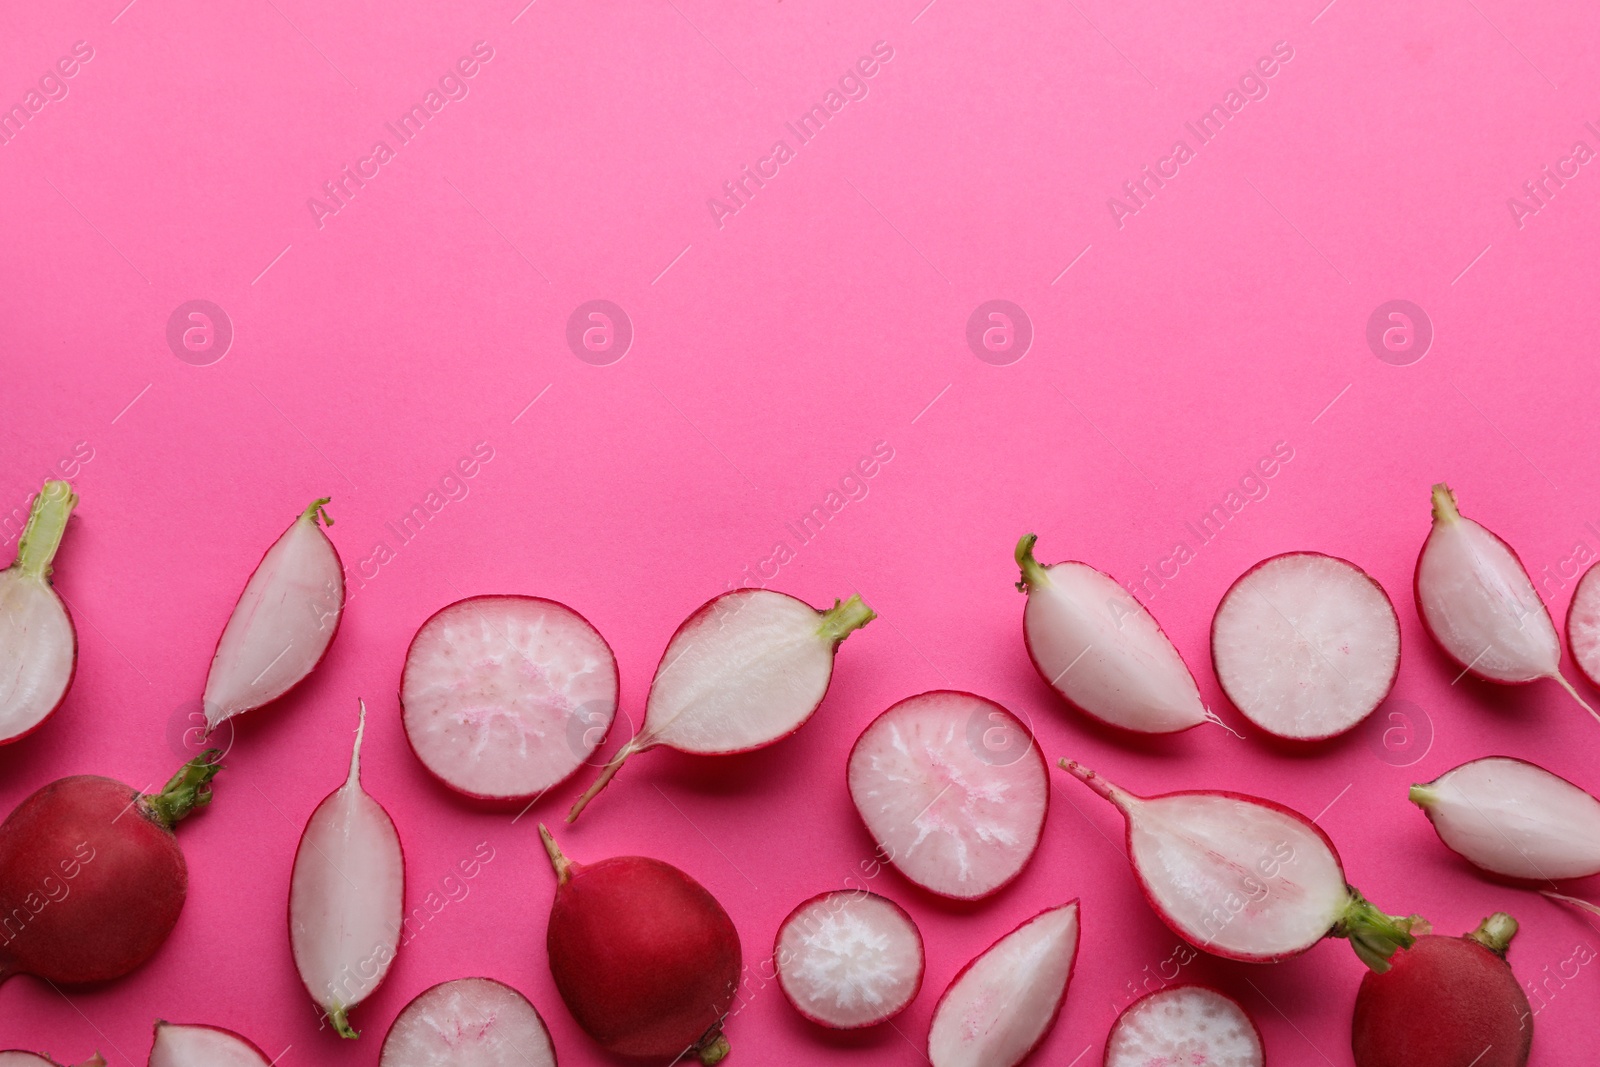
xmin=775 ymin=890 xmax=924 ymax=1029
xmin=540 ymin=824 xmax=741 ymax=1063
xmin=0 ymin=481 xmax=79 ymax=746
xmin=1566 ymin=561 xmax=1600 ymax=690
xmin=0 ymin=1055 xmax=104 ymax=1066
xmin=1104 ymin=985 xmax=1264 ymax=1067
xmin=379 ymin=977 xmax=557 ymax=1067
xmin=148 ymin=1022 xmax=272 ymax=1067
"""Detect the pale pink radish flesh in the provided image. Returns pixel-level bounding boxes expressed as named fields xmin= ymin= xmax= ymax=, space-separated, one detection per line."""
xmin=567 ymin=589 xmax=874 ymax=821
xmin=0 ymin=482 xmax=78 ymax=745
xmin=1105 ymin=985 xmax=1263 ymax=1067
xmin=1566 ymin=562 xmax=1600 ymax=689
xmin=148 ymin=1023 xmax=271 ymax=1067
xmin=402 ymin=595 xmax=618 ymax=800
xmin=289 ymin=701 xmax=405 ymax=1038
xmin=776 ymin=890 xmax=924 ymax=1029
xmin=1410 ymin=756 xmax=1600 ymax=879
xmin=203 ymin=498 xmax=344 ymax=729
xmin=848 ymin=691 xmax=1047 ymax=900
xmin=1211 ymin=552 xmax=1400 ymax=740
xmin=379 ymin=977 xmax=557 ymax=1067
xmin=0 ymin=1054 xmax=103 ymax=1067
xmin=927 ymin=901 xmax=1079 ymax=1067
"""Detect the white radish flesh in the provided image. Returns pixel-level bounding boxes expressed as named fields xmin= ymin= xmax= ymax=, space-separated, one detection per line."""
xmin=1566 ymin=562 xmax=1600 ymax=690
xmin=0 ymin=1055 xmax=103 ymax=1067
xmin=148 ymin=1024 xmax=270 ymax=1067
xmin=402 ymin=595 xmax=618 ymax=800
xmin=927 ymin=901 xmax=1079 ymax=1067
xmin=378 ymin=977 xmax=557 ymax=1067
xmin=1104 ymin=985 xmax=1263 ymax=1067
xmin=1211 ymin=552 xmax=1400 ymax=740
xmin=776 ymin=890 xmax=924 ymax=1029
xmin=0 ymin=482 xmax=78 ymax=745
xmin=848 ymin=691 xmax=1048 ymax=900
xmin=1410 ymin=756 xmax=1600 ymax=880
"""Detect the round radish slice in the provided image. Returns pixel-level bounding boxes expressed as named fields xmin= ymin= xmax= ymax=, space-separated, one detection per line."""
xmin=848 ymin=691 xmax=1048 ymax=900
xmin=1566 ymin=561 xmax=1600 ymax=691
xmin=402 ymin=595 xmax=619 ymax=801
xmin=0 ymin=481 xmax=78 ymax=746
xmin=379 ymin=977 xmax=557 ymax=1067
xmin=148 ymin=1023 xmax=271 ymax=1067
xmin=776 ymin=890 xmax=924 ymax=1028
xmin=1410 ymin=756 xmax=1600 ymax=880
xmin=1105 ymin=986 xmax=1263 ymax=1067
xmin=1211 ymin=552 xmax=1400 ymax=740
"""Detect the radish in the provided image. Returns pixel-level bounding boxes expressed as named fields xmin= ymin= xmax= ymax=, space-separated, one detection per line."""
xmin=203 ymin=498 xmax=344 ymax=730
xmin=1351 ymin=912 xmax=1531 ymax=1067
xmin=1104 ymin=985 xmax=1263 ymax=1067
xmin=1566 ymin=560 xmax=1600 ymax=690
xmin=847 ymin=690 xmax=1048 ymax=900
xmin=379 ymin=977 xmax=557 ymax=1067
xmin=539 ymin=824 xmax=741 ymax=1063
xmin=1058 ymin=759 xmax=1422 ymax=970
xmin=0 ymin=481 xmax=79 ymax=746
xmin=0 ymin=1055 xmax=103 ymax=1066
xmin=926 ymin=901 xmax=1079 ymax=1067
xmin=1409 ymin=756 xmax=1600 ymax=880
xmin=288 ymin=701 xmax=405 ymax=1038
xmin=1414 ymin=484 xmax=1595 ymax=720
xmin=148 ymin=1022 xmax=272 ymax=1067
xmin=0 ymin=753 xmax=219 ymax=985
xmin=775 ymin=889 xmax=924 ymax=1029
xmin=401 ymin=595 xmax=618 ymax=801
xmin=1211 ymin=552 xmax=1401 ymax=740
xmin=566 ymin=589 xmax=874 ymax=822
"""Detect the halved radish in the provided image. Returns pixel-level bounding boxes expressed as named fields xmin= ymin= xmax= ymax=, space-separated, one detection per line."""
xmin=0 ymin=1054 xmax=103 ymax=1067
xmin=0 ymin=481 xmax=79 ymax=746
xmin=379 ymin=978 xmax=557 ymax=1067
xmin=927 ymin=901 xmax=1079 ymax=1067
xmin=148 ymin=1023 xmax=270 ymax=1067
xmin=1211 ymin=552 xmax=1400 ymax=740
xmin=401 ymin=595 xmax=619 ymax=801
xmin=567 ymin=589 xmax=874 ymax=821
xmin=1105 ymin=985 xmax=1263 ymax=1067
xmin=289 ymin=701 xmax=405 ymax=1038
xmin=1565 ymin=561 xmax=1600 ymax=690
xmin=775 ymin=890 xmax=924 ymax=1029
xmin=203 ymin=498 xmax=344 ymax=730
xmin=848 ymin=691 xmax=1047 ymax=900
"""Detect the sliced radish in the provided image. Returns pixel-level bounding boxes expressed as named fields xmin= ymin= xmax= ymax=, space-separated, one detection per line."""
xmin=401 ymin=595 xmax=619 ymax=801
xmin=1105 ymin=985 xmax=1263 ymax=1067
xmin=0 ymin=1054 xmax=103 ymax=1067
xmin=148 ymin=1023 xmax=271 ymax=1067
xmin=1211 ymin=552 xmax=1400 ymax=740
xmin=775 ymin=890 xmax=924 ymax=1029
xmin=1566 ymin=561 xmax=1600 ymax=690
xmin=203 ymin=498 xmax=344 ymax=729
xmin=848 ymin=691 xmax=1048 ymax=900
xmin=927 ymin=901 xmax=1079 ymax=1067
xmin=379 ymin=977 xmax=557 ymax=1067
xmin=0 ymin=481 xmax=79 ymax=746
xmin=289 ymin=701 xmax=405 ymax=1038
xmin=567 ymin=589 xmax=874 ymax=821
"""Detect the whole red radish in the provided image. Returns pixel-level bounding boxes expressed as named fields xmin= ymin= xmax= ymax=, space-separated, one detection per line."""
xmin=1566 ymin=561 xmax=1600 ymax=690
xmin=0 ymin=1054 xmax=104 ymax=1066
xmin=1104 ymin=985 xmax=1263 ymax=1067
xmin=1410 ymin=756 xmax=1600 ymax=880
xmin=0 ymin=481 xmax=79 ymax=746
xmin=148 ymin=1022 xmax=272 ymax=1066
xmin=540 ymin=824 xmax=741 ymax=1063
xmin=380 ymin=977 xmax=557 ymax=1067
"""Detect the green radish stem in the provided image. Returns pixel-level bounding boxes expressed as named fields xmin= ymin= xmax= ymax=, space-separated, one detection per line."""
xmin=14 ymin=481 xmax=78 ymax=579
xmin=140 ymin=751 xmax=223 ymax=829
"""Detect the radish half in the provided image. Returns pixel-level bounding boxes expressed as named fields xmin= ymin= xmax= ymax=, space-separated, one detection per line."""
xmin=203 ymin=498 xmax=344 ymax=729
xmin=1105 ymin=986 xmax=1263 ymax=1067
xmin=848 ymin=691 xmax=1048 ymax=900
xmin=288 ymin=702 xmax=405 ymax=1038
xmin=927 ymin=901 xmax=1079 ymax=1067
xmin=0 ymin=481 xmax=79 ymax=746
xmin=148 ymin=1023 xmax=271 ymax=1067
xmin=775 ymin=890 xmax=924 ymax=1029
xmin=1565 ymin=561 xmax=1600 ymax=690
xmin=0 ymin=1054 xmax=103 ymax=1066
xmin=379 ymin=978 xmax=557 ymax=1067
xmin=1211 ymin=552 xmax=1401 ymax=740
xmin=567 ymin=589 xmax=874 ymax=821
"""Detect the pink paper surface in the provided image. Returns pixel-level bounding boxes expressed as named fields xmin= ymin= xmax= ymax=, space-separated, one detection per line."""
xmin=5 ymin=0 xmax=1600 ymax=1062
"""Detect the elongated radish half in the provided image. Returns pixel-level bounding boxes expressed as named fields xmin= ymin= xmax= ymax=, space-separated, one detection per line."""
xmin=0 ymin=481 xmax=79 ymax=746
xmin=402 ymin=595 xmax=618 ymax=801
xmin=1059 ymin=760 xmax=1423 ymax=970
xmin=567 ymin=589 xmax=874 ymax=821
xmin=1409 ymin=756 xmax=1600 ymax=880
xmin=848 ymin=691 xmax=1048 ymax=900
xmin=379 ymin=978 xmax=557 ymax=1067
xmin=0 ymin=1054 xmax=103 ymax=1067
xmin=775 ymin=890 xmax=924 ymax=1029
xmin=203 ymin=498 xmax=344 ymax=729
xmin=148 ymin=1023 xmax=271 ymax=1067
xmin=1566 ymin=561 xmax=1600 ymax=690
xmin=927 ymin=901 xmax=1079 ymax=1067
xmin=1104 ymin=986 xmax=1263 ymax=1067
xmin=289 ymin=701 xmax=405 ymax=1038
xmin=1211 ymin=552 xmax=1400 ymax=740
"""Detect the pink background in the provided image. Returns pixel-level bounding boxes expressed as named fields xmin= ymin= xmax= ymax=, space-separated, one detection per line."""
xmin=5 ymin=0 xmax=1600 ymax=1063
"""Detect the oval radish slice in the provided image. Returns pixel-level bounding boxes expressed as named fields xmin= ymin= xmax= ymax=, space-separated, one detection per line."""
xmin=148 ymin=1024 xmax=271 ymax=1067
xmin=203 ymin=499 xmax=344 ymax=729
xmin=379 ymin=978 xmax=557 ymax=1067
xmin=848 ymin=691 xmax=1048 ymax=900
xmin=401 ymin=595 xmax=619 ymax=801
xmin=776 ymin=890 xmax=924 ymax=1029
xmin=1105 ymin=986 xmax=1263 ymax=1067
xmin=0 ymin=481 xmax=79 ymax=746
xmin=1211 ymin=552 xmax=1400 ymax=740
xmin=927 ymin=901 xmax=1079 ymax=1067
xmin=1566 ymin=561 xmax=1600 ymax=690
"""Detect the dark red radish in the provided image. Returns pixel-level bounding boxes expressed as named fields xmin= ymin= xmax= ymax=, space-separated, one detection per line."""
xmin=566 ymin=589 xmax=873 ymax=822
xmin=379 ymin=977 xmax=557 ymax=1067
xmin=1352 ymin=912 xmax=1530 ymax=1067
xmin=203 ymin=498 xmax=344 ymax=730
xmin=289 ymin=701 xmax=405 ymax=1038
xmin=1104 ymin=985 xmax=1263 ymax=1067
xmin=775 ymin=889 xmax=924 ymax=1029
xmin=540 ymin=824 xmax=741 ymax=1063
xmin=0 ymin=753 xmax=220 ymax=985
xmin=0 ymin=1054 xmax=103 ymax=1067
xmin=848 ymin=691 xmax=1048 ymax=900
xmin=0 ymin=481 xmax=79 ymax=746
xmin=1211 ymin=552 xmax=1400 ymax=740
xmin=927 ymin=901 xmax=1079 ymax=1067
xmin=401 ymin=595 xmax=618 ymax=801
xmin=1059 ymin=760 xmax=1422 ymax=970
xmin=1566 ymin=561 xmax=1600 ymax=690
xmin=148 ymin=1022 xmax=272 ymax=1067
